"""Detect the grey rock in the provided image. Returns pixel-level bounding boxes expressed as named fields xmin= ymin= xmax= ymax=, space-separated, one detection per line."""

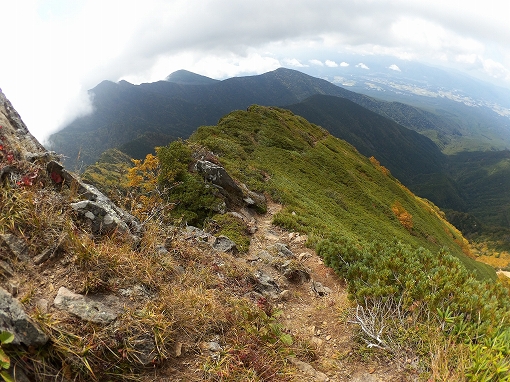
xmin=311 ymin=281 xmax=332 ymax=297
xmin=274 ymin=243 xmax=295 ymax=258
xmin=0 ymin=261 xmax=14 ymax=277
xmin=71 ymin=200 xmax=130 ymax=235
xmin=195 ymin=160 xmax=242 ymax=197
xmin=155 ymin=245 xmax=169 ymax=256
xmin=0 ymin=234 xmax=30 ymax=261
xmin=287 ymin=357 xmax=329 ymax=382
xmin=53 ymin=287 xmax=119 ymax=324
xmin=240 ymin=184 xmax=267 ymax=212
xmin=48 ymin=160 xmax=142 ymax=238
xmin=279 ymin=290 xmax=291 ymax=301
xmin=208 ymin=341 xmax=222 ymax=352
xmin=0 ymin=287 xmax=48 ymax=346
xmin=118 ymin=285 xmax=153 ymax=299
xmin=7 ymin=282 xmax=18 ymax=297
xmin=277 ymin=260 xmax=311 ymax=284
xmin=253 ymin=270 xmax=280 ymax=297
xmin=212 ymin=236 xmax=238 ymax=254
xmin=184 ymin=226 xmax=213 ymax=242
xmin=0 ymin=166 xmax=15 ymax=182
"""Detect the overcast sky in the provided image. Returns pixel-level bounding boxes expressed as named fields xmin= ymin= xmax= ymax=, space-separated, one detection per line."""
xmin=1 ymin=0 xmax=509 ymax=142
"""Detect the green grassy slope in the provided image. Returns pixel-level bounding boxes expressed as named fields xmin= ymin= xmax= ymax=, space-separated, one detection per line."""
xmin=447 ymin=150 xmax=510 ymax=228
xmin=189 ymin=105 xmax=495 ymax=280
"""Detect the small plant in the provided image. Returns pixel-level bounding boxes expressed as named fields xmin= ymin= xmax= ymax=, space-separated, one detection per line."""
xmin=0 ymin=331 xmax=14 ymax=382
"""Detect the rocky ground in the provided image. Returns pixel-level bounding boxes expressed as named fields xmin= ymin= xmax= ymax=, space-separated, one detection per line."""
xmin=155 ymin=201 xmax=418 ymax=382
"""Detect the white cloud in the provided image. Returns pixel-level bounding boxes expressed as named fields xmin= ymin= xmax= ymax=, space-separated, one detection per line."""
xmin=356 ymin=63 xmax=370 ymax=69
xmin=0 ymin=0 xmax=509 ymax=141
xmin=282 ymin=58 xmax=308 ymax=68
xmin=389 ymin=64 xmax=401 ymax=71
xmin=340 ymin=62 xmax=350 ymax=67
xmin=325 ymin=60 xmax=338 ymax=67
xmin=309 ymin=59 xmax=324 ymax=66
xmin=481 ymin=58 xmax=510 ymax=81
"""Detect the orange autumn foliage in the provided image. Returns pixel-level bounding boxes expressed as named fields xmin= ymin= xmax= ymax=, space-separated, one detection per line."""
xmin=391 ymin=201 xmax=413 ymax=232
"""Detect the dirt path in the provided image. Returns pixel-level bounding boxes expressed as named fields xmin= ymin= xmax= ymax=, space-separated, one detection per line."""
xmin=245 ymin=201 xmax=415 ymax=382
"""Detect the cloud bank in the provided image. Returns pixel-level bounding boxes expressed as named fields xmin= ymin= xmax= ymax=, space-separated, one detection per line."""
xmin=0 ymin=0 xmax=509 ymax=140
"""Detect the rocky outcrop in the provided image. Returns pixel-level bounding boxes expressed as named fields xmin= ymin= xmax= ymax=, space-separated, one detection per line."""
xmin=48 ymin=160 xmax=142 ymax=238
xmin=0 ymin=89 xmax=46 ymax=158
xmin=1 ymin=89 xmax=141 ymax=240
xmin=0 ymin=287 xmax=48 ymax=346
xmin=194 ymin=159 xmax=267 ymax=212
xmin=195 ymin=160 xmax=242 ymax=197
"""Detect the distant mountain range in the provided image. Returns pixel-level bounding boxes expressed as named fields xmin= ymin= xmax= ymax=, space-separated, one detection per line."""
xmin=48 ymin=68 xmax=462 ymax=169
xmin=48 ymin=67 xmax=510 ymax=235
xmin=298 ymin=56 xmax=510 ymax=152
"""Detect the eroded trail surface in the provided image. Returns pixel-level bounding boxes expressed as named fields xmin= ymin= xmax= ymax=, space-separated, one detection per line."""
xmin=246 ymin=201 xmax=414 ymax=382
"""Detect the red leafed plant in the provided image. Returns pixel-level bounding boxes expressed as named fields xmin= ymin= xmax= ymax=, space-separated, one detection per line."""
xmin=16 ymin=169 xmax=39 ymax=187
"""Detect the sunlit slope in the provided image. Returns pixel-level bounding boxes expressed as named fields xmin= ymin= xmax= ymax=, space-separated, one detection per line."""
xmin=190 ymin=105 xmax=495 ymax=280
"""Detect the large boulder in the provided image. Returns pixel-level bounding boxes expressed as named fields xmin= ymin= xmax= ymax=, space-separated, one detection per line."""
xmin=0 ymin=287 xmax=48 ymax=346
xmin=195 ymin=160 xmax=243 ymax=197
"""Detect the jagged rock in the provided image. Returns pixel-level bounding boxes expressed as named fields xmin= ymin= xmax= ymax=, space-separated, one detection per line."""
xmin=0 ymin=165 xmax=15 ymax=182
xmin=0 ymin=234 xmax=30 ymax=262
xmin=48 ymin=160 xmax=142 ymax=239
xmin=240 ymin=183 xmax=267 ymax=212
xmin=174 ymin=342 xmax=183 ymax=357
xmin=195 ymin=160 xmax=266 ymax=211
xmin=311 ymin=281 xmax=332 ymax=297
xmin=0 ymin=89 xmax=46 ymax=157
xmin=195 ymin=160 xmax=242 ymax=197
xmin=53 ymin=287 xmax=119 ymax=324
xmin=253 ymin=270 xmax=280 ymax=297
xmin=212 ymin=235 xmax=238 ymax=254
xmin=279 ymin=290 xmax=291 ymax=301
xmin=0 ymin=287 xmax=48 ymax=346
xmin=274 ymin=243 xmax=295 ymax=258
xmin=155 ymin=244 xmax=169 ymax=256
xmin=298 ymin=252 xmax=312 ymax=261
xmin=71 ymin=200 xmax=130 ymax=235
xmin=287 ymin=357 xmax=329 ymax=382
xmin=7 ymin=282 xmax=18 ymax=297
xmin=118 ymin=285 xmax=153 ymax=299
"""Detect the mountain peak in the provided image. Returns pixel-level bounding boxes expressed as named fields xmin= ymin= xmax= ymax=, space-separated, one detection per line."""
xmin=165 ymin=69 xmax=218 ymax=85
